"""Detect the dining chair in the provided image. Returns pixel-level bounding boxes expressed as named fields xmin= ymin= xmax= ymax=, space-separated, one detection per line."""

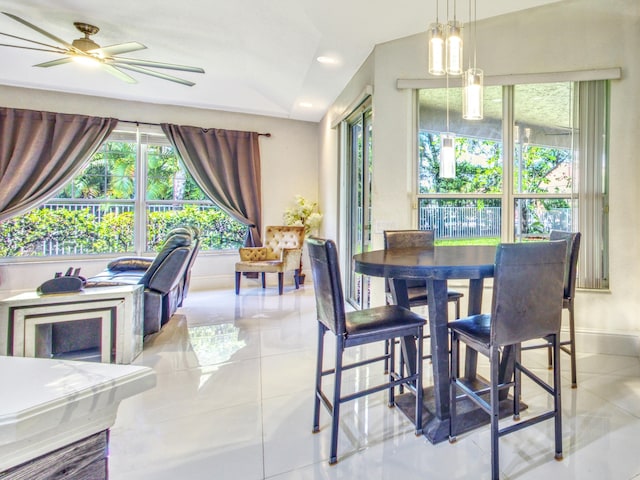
xmin=522 ymin=231 xmax=581 ymax=387
xmin=383 ymin=229 xmax=464 ymax=371
xmin=448 ymin=241 xmax=566 ymax=480
xmin=383 ymin=229 xmax=464 ymax=317
xmin=307 ymin=237 xmax=426 ymax=465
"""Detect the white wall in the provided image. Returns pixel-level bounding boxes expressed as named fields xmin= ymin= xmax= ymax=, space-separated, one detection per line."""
xmin=0 ymin=85 xmax=319 ymax=295
xmin=318 ymin=0 xmax=640 ymax=354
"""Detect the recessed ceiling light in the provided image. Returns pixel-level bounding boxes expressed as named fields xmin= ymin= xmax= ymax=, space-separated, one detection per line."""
xmin=299 ymin=102 xmax=314 ymax=108
xmin=316 ymin=56 xmax=337 ymax=65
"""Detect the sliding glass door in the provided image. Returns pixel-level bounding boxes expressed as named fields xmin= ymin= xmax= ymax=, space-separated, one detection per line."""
xmin=345 ymin=105 xmax=373 ymax=309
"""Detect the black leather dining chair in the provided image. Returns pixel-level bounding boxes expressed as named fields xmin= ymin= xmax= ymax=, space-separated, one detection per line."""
xmin=307 ymin=237 xmax=426 ymax=465
xmin=522 ymin=231 xmax=581 ymax=387
xmin=448 ymin=241 xmax=566 ymax=480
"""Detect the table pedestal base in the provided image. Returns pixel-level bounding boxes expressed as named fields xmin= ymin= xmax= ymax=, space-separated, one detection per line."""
xmin=395 ymin=383 xmax=527 ymax=444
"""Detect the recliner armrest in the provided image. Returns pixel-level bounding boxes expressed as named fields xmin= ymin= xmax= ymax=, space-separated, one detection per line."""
xmin=107 ymin=257 xmax=153 ymax=271
xmin=85 ymin=280 xmax=131 ymax=288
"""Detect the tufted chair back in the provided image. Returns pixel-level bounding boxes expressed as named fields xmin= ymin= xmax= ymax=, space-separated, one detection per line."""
xmin=264 ymin=225 xmax=305 ymax=260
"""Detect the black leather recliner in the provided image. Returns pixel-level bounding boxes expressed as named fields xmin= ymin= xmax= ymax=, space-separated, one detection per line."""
xmin=85 ymin=227 xmax=199 ymax=335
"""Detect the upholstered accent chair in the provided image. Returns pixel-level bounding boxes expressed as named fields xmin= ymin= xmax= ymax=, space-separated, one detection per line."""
xmin=235 ymin=225 xmax=305 ymax=295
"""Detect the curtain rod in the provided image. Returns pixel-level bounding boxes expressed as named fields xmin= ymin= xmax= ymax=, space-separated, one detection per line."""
xmin=118 ymin=119 xmax=271 ymax=136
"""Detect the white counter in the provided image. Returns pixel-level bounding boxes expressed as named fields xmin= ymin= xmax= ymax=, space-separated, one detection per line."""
xmin=0 ymin=356 xmax=156 ymax=471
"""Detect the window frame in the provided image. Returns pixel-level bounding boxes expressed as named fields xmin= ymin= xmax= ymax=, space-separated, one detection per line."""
xmin=414 ymin=75 xmax=611 ymax=289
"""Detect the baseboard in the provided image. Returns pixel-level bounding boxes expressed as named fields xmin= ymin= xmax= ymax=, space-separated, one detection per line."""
xmin=575 ymin=330 xmax=640 ymax=357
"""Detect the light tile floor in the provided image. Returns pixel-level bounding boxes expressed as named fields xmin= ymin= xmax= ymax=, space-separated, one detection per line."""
xmin=109 ymin=285 xmax=640 ymax=479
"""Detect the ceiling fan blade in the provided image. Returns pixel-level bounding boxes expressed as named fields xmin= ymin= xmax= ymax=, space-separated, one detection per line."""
xmin=115 ymin=63 xmax=196 ymax=86
xmin=113 ymin=56 xmax=204 ymax=73
xmin=90 ymin=41 xmax=146 ymax=57
xmin=0 ymin=42 xmax=67 ymax=54
xmin=0 ymin=30 xmax=68 ymax=52
xmin=102 ymin=64 xmax=137 ymax=84
xmin=34 ymin=57 xmax=74 ymax=67
xmin=2 ymin=12 xmax=76 ymax=51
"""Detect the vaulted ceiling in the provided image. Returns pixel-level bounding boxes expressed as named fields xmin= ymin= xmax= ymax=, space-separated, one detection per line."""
xmin=0 ymin=0 xmax=562 ymax=122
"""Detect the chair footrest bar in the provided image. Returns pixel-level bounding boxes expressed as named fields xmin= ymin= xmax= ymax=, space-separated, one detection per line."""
xmin=320 ymin=353 xmax=391 ymax=376
xmin=559 ymin=345 xmax=572 ymax=354
xmin=517 ymin=363 xmax=554 ymax=395
xmin=499 ymin=411 xmax=556 ymax=437
xmin=340 ymin=373 xmax=419 ymax=403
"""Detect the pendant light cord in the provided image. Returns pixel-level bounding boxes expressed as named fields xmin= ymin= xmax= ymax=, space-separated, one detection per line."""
xmin=467 ymin=0 xmax=477 ymax=69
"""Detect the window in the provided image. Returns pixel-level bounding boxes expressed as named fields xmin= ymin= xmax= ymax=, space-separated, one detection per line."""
xmin=0 ymin=125 xmax=246 ymax=257
xmin=417 ymin=80 xmax=609 ymax=288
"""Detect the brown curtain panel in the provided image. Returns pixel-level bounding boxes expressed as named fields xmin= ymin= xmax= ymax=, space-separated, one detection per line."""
xmin=160 ymin=123 xmax=262 ymax=246
xmin=0 ymin=107 xmax=117 ymax=222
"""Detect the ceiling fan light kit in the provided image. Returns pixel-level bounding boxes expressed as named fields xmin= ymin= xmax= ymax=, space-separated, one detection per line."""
xmin=0 ymin=12 xmax=205 ymax=86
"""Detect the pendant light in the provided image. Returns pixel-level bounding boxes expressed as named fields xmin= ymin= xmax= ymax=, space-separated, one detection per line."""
xmin=428 ymin=0 xmax=445 ymax=75
xmin=446 ymin=0 xmax=463 ymax=75
xmin=462 ymin=0 xmax=483 ymax=119
xmin=440 ymin=132 xmax=456 ymax=178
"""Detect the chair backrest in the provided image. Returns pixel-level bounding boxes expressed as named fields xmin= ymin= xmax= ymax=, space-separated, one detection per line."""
xmin=384 ymin=230 xmax=434 ymax=289
xmin=307 ymin=237 xmax=346 ymax=336
xmin=490 ymin=241 xmax=566 ymax=346
xmin=181 ymin=229 xmax=201 ymax=301
xmin=384 ymin=229 xmax=435 ymax=250
xmin=139 ymin=232 xmax=192 ymax=288
xmin=549 ymin=230 xmax=581 ymax=301
xmin=264 ymin=226 xmax=305 ymax=260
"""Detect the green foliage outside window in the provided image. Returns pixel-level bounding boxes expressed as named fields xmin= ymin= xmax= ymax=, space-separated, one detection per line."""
xmin=0 ymin=206 xmax=245 ymax=257
xmin=418 ymin=131 xmax=572 ymax=236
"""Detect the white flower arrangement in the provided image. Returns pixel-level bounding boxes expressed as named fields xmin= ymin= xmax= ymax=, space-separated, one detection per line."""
xmin=283 ymin=195 xmax=323 ymax=236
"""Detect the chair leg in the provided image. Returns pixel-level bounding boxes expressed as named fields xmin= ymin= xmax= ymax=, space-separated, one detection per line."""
xmin=294 ymin=269 xmax=300 ymax=289
xmin=313 ymin=323 xmax=325 ymax=434
xmin=383 ymin=339 xmax=390 ymax=374
xmin=568 ymin=305 xmax=577 ymax=388
xmin=235 ymin=272 xmax=241 ymax=295
xmin=415 ymin=327 xmax=424 ymax=435
xmin=552 ymin=333 xmax=564 ymax=460
xmin=449 ymin=330 xmax=459 ymax=442
xmin=278 ymin=272 xmax=284 ymax=295
xmin=490 ymin=346 xmax=501 ymax=480
xmin=388 ymin=336 xmax=396 ymax=407
xmin=330 ymin=341 xmax=344 ymax=465
xmin=399 ymin=342 xmax=405 ymax=394
xmin=454 ymin=298 xmax=460 ymax=319
xmin=261 ymin=273 xmax=266 ymax=289
xmin=513 ymin=344 xmax=521 ymax=421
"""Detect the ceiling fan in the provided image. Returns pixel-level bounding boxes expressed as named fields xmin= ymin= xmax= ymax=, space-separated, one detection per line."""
xmin=0 ymin=12 xmax=204 ymax=86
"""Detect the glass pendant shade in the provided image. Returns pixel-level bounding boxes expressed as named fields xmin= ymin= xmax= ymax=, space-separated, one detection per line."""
xmin=428 ymin=23 xmax=445 ymax=76
xmin=440 ymin=133 xmax=456 ymax=178
xmin=446 ymin=21 xmax=463 ymax=75
xmin=463 ymin=68 xmax=484 ymax=120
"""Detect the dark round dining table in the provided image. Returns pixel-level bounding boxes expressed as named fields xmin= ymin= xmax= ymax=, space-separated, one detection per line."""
xmin=353 ymin=245 xmax=499 ymax=444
